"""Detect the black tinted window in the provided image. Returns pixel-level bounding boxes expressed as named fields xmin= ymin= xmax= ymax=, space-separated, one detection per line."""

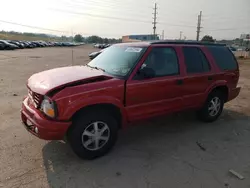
xmin=141 ymin=47 xmax=179 ymax=77
xmin=198 ymin=49 xmax=211 ymax=72
xmin=183 ymin=47 xmax=211 ymax=73
xmin=207 ymin=46 xmax=238 ymax=70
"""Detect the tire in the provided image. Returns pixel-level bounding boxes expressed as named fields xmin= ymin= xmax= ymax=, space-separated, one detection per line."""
xmin=197 ymin=91 xmax=224 ymax=122
xmin=68 ymin=111 xmax=118 ymax=160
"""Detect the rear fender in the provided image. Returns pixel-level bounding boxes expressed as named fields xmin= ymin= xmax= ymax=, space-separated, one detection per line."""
xmin=204 ymin=80 xmax=228 ymax=102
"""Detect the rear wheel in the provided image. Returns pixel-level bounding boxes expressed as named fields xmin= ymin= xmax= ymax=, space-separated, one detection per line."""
xmin=68 ymin=111 xmax=118 ymax=160
xmin=197 ymin=91 xmax=224 ymax=122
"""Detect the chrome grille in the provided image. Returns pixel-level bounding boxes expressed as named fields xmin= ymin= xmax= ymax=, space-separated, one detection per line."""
xmin=28 ymin=89 xmax=43 ymax=108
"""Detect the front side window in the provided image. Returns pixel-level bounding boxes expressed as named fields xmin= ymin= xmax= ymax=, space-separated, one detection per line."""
xmin=88 ymin=46 xmax=146 ymax=77
xmin=183 ymin=47 xmax=211 ymax=73
xmin=139 ymin=47 xmax=179 ymax=78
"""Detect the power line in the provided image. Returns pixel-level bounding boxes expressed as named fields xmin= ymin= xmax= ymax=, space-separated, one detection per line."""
xmin=204 ymin=27 xmax=250 ymax=32
xmin=58 ymin=0 xmax=151 ymax=18
xmin=203 ymin=16 xmax=249 ymax=22
xmin=47 ymin=7 xmax=198 ymax=29
xmin=48 ymin=0 xmax=198 ymax=28
xmin=2 ymin=3 xmax=247 ymax=39
xmin=159 ymin=22 xmax=196 ymax=28
xmin=157 ymin=7 xmax=197 ymax=18
xmin=64 ymin=0 xmax=152 ymax=13
xmin=49 ymin=8 xmax=151 ymax=24
xmin=0 ymin=19 xmax=123 ymax=37
xmin=158 ymin=16 xmax=197 ymax=26
xmin=0 ymin=20 xmax=67 ymax=33
xmin=70 ymin=0 xmax=153 ymax=7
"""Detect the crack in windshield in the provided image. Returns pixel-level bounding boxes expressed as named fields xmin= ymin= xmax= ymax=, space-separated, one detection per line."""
xmin=86 ymin=64 xmax=105 ymax=72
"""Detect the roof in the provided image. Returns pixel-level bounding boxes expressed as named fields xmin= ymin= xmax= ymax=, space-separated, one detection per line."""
xmin=150 ymin=40 xmax=226 ymax=46
xmin=115 ymin=41 xmax=151 ymax=47
xmin=115 ymin=40 xmax=226 ymax=47
xmin=123 ymin=34 xmax=157 ymax=37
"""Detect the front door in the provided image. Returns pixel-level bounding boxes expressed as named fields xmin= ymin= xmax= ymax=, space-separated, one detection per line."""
xmin=125 ymin=46 xmax=183 ymax=122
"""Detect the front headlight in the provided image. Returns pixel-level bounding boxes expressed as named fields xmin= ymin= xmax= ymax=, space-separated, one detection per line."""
xmin=40 ymin=96 xmax=57 ymax=118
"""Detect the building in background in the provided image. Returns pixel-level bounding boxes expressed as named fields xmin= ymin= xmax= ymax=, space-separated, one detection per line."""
xmin=240 ymin=34 xmax=250 ymax=39
xmin=122 ymin=34 xmax=159 ymax=43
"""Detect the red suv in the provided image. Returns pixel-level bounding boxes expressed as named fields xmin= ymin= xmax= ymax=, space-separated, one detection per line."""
xmin=21 ymin=41 xmax=240 ymax=159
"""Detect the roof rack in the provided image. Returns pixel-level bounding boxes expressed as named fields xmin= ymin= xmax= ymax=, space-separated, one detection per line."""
xmin=150 ymin=40 xmax=226 ymax=46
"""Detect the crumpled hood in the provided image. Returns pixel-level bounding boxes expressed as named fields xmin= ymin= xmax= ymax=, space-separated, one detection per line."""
xmin=28 ymin=66 xmax=107 ymax=95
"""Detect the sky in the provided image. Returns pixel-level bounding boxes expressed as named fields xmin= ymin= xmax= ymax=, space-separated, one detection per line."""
xmin=0 ymin=0 xmax=249 ymax=40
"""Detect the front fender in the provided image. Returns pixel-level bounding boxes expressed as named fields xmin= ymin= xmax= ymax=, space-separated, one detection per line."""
xmin=62 ymin=96 xmax=128 ymax=126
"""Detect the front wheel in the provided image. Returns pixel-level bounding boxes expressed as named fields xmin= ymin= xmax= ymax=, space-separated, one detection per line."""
xmin=197 ymin=91 xmax=224 ymax=122
xmin=68 ymin=111 xmax=118 ymax=160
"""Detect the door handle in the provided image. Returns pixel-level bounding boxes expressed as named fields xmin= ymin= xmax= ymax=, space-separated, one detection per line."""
xmin=208 ymin=76 xmax=213 ymax=81
xmin=176 ymin=79 xmax=183 ymax=85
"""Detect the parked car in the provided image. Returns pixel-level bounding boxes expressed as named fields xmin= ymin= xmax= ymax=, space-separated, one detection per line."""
xmin=22 ymin=41 xmax=32 ymax=48
xmin=229 ymin=46 xmax=237 ymax=52
xmin=0 ymin=40 xmax=18 ymax=50
xmin=28 ymin=41 xmax=36 ymax=48
xmin=98 ymin=44 xmax=110 ymax=49
xmin=104 ymin=44 xmax=110 ymax=48
xmin=19 ymin=41 xmax=29 ymax=48
xmin=0 ymin=39 xmax=85 ymax=50
xmin=32 ymin=41 xmax=39 ymax=47
xmin=94 ymin=44 xmax=100 ymax=48
xmin=88 ymin=48 xmax=106 ymax=59
xmin=98 ymin=44 xmax=106 ymax=49
xmin=19 ymin=42 xmax=25 ymax=48
xmin=0 ymin=42 xmax=5 ymax=50
xmin=8 ymin=41 xmax=24 ymax=49
xmin=21 ymin=40 xmax=241 ymax=159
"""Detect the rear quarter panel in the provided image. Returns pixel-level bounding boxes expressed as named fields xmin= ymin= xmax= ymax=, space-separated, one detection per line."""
xmin=202 ymin=46 xmax=240 ymax=102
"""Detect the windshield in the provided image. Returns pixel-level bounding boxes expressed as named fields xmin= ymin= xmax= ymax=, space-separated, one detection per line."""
xmin=87 ymin=46 xmax=146 ymax=77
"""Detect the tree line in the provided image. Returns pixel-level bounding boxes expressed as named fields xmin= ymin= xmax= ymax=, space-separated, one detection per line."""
xmin=1 ymin=30 xmax=246 ymax=46
xmin=74 ymin=34 xmax=121 ymax=44
xmin=0 ymin=31 xmax=121 ymax=44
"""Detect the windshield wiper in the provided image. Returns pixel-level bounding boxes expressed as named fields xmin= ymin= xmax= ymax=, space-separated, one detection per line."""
xmin=86 ymin=64 xmax=105 ymax=72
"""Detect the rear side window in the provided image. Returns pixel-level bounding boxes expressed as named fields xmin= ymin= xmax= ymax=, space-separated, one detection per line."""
xmin=183 ymin=47 xmax=211 ymax=73
xmin=207 ymin=46 xmax=238 ymax=70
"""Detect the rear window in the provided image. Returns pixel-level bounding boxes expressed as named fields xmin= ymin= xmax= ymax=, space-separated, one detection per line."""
xmin=207 ymin=46 xmax=238 ymax=70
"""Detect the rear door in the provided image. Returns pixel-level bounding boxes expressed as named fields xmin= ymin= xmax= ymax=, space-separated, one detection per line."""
xmin=181 ymin=46 xmax=215 ymax=108
xmin=125 ymin=46 xmax=184 ymax=121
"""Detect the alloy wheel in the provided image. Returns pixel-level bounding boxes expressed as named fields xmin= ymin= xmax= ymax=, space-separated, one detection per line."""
xmin=208 ymin=97 xmax=221 ymax=117
xmin=81 ymin=121 xmax=110 ymax=151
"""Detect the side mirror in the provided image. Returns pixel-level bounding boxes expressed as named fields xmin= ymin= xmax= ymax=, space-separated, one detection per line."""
xmin=138 ymin=67 xmax=155 ymax=79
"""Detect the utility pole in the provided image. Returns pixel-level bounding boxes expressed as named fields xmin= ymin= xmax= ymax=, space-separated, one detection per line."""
xmin=152 ymin=3 xmax=157 ymax=40
xmin=196 ymin=11 xmax=202 ymax=41
xmin=179 ymin=31 xmax=183 ymax=40
xmin=162 ymin=30 xmax=164 ymax=40
xmin=71 ymin=29 xmax=74 ymax=66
